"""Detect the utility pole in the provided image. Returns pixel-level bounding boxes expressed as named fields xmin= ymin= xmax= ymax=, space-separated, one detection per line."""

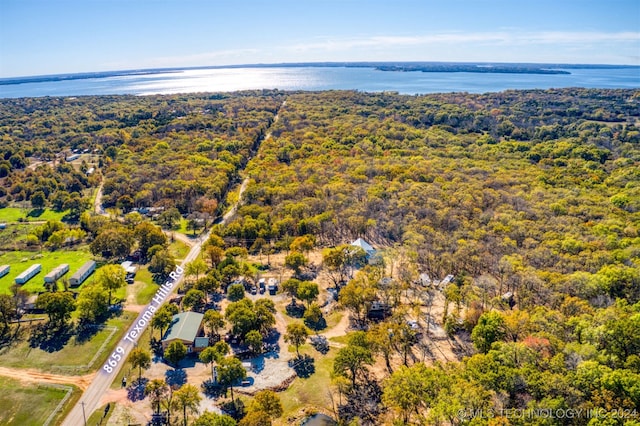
xmin=81 ymin=401 xmax=86 ymax=426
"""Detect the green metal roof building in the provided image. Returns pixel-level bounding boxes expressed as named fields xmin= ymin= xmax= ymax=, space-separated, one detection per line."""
xmin=161 ymin=312 xmax=205 ymax=353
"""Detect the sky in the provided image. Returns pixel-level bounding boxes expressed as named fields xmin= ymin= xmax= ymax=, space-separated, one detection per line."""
xmin=1 ymin=0 xmax=639 ymax=78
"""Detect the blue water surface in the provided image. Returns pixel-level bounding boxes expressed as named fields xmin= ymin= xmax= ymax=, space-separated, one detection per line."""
xmin=1 ymin=66 xmax=638 ymax=98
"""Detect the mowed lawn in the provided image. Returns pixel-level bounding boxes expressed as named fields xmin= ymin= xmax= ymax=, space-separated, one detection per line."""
xmin=126 ymin=266 xmax=159 ymax=305
xmin=0 ymin=312 xmax=137 ymax=374
xmin=0 ymin=249 xmax=94 ymax=294
xmin=0 ymin=207 xmax=69 ymax=223
xmin=0 ymin=376 xmax=78 ymax=426
xmin=277 ymin=345 xmax=338 ymax=424
xmin=168 ymin=239 xmax=190 ymax=261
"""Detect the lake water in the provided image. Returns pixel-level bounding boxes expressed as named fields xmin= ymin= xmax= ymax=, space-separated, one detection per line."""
xmin=301 ymin=413 xmax=337 ymax=426
xmin=1 ymin=66 xmax=638 ymax=98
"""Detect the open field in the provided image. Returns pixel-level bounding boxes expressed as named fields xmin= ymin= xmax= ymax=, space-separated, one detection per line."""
xmin=0 ymin=207 xmax=69 ymax=223
xmin=126 ymin=267 xmax=159 ymax=305
xmin=0 ymin=249 xmax=94 ymax=294
xmin=167 ymin=239 xmax=191 ymax=261
xmin=278 ymin=343 xmax=338 ymax=424
xmin=0 ymin=222 xmax=36 ymax=249
xmin=0 ymin=376 xmax=79 ymax=426
xmin=0 ymin=311 xmax=136 ymax=374
xmin=176 ymin=218 xmax=196 ymax=236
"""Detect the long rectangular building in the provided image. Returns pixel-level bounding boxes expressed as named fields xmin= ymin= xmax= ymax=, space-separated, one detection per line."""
xmin=0 ymin=265 xmax=9 ymax=278
xmin=44 ymin=264 xmax=69 ymax=283
xmin=69 ymin=260 xmax=96 ymax=287
xmin=15 ymin=264 xmax=41 ymax=285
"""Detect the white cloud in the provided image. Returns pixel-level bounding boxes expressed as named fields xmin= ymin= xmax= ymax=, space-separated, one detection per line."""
xmin=98 ymin=30 xmax=640 ymax=71
xmin=284 ymin=31 xmax=640 ymax=53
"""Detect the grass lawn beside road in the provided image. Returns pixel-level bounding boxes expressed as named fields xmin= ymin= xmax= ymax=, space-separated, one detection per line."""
xmin=168 ymin=239 xmax=190 ymax=261
xmin=0 ymin=311 xmax=137 ymax=375
xmin=0 ymin=376 xmax=79 ymax=426
xmin=110 ymin=319 xmax=154 ymax=390
xmin=127 ymin=266 xmax=159 ymax=305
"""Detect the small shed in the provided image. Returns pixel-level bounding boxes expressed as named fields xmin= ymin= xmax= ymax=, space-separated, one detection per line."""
xmin=23 ymin=294 xmax=42 ymax=313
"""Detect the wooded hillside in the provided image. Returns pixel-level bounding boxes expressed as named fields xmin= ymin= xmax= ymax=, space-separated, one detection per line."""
xmin=1 ymin=88 xmax=639 ymax=425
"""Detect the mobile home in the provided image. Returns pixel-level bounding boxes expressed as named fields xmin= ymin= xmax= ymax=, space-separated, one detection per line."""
xmin=69 ymin=260 xmax=97 ymax=287
xmin=0 ymin=265 xmax=9 ymax=278
xmin=44 ymin=264 xmax=69 ymax=284
xmin=15 ymin=264 xmax=42 ymax=285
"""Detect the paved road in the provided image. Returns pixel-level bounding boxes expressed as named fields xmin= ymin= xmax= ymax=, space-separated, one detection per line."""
xmin=61 ymin=234 xmax=208 ymax=426
xmin=64 ymin=181 xmax=244 ymax=425
xmin=62 ymin=98 xmax=286 ymax=426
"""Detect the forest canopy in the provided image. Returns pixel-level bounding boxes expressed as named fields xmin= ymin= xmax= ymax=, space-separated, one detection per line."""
xmin=1 ymin=88 xmax=639 ymax=424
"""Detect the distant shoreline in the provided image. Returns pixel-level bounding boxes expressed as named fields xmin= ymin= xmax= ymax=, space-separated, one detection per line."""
xmin=2 ymin=62 xmax=639 ymax=86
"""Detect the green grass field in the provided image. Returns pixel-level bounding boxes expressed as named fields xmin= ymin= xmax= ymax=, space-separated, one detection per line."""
xmin=176 ymin=217 xmax=201 ymax=237
xmin=0 ymin=376 xmax=79 ymax=426
xmin=0 ymin=249 xmax=94 ymax=295
xmin=0 ymin=222 xmax=36 ymax=248
xmin=176 ymin=218 xmax=189 ymax=234
xmin=168 ymin=239 xmax=190 ymax=261
xmin=0 ymin=311 xmax=136 ymax=374
xmin=0 ymin=207 xmax=70 ymax=223
xmin=126 ymin=266 xmax=159 ymax=305
xmin=279 ymin=345 xmax=338 ymax=423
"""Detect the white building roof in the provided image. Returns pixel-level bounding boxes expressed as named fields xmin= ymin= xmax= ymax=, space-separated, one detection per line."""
xmin=351 ymin=238 xmax=375 ymax=253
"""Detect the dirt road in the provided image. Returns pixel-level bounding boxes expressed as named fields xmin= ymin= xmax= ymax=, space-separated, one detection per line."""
xmin=164 ymin=229 xmax=196 ymax=247
xmin=0 ymin=366 xmax=94 ymax=391
xmin=94 ymin=181 xmax=107 ymax=216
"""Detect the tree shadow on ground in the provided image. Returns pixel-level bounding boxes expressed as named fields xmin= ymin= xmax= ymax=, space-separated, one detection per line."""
xmin=165 ymin=368 xmax=187 ymax=387
xmin=220 ymin=399 xmax=245 ymax=420
xmin=75 ymin=323 xmax=103 ymax=344
xmin=28 ymin=322 xmax=73 ymax=352
xmin=290 ymin=354 xmax=315 ymax=378
xmin=285 ymin=302 xmax=305 ymax=318
xmin=0 ymin=325 xmax=25 ymax=350
xmin=26 ymin=208 xmax=44 ymax=218
xmin=150 ymin=338 xmax=163 ymax=358
xmin=0 ymin=332 xmax=13 ymax=350
xmin=338 ymin=380 xmax=383 ymax=425
xmin=201 ymin=379 xmax=226 ymax=399
xmin=127 ymin=377 xmax=149 ymax=402
xmin=263 ymin=329 xmax=280 ymax=357
xmin=305 ymin=317 xmax=327 ymax=332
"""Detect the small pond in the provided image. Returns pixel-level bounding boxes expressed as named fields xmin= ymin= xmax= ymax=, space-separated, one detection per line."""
xmin=301 ymin=413 xmax=337 ymax=426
